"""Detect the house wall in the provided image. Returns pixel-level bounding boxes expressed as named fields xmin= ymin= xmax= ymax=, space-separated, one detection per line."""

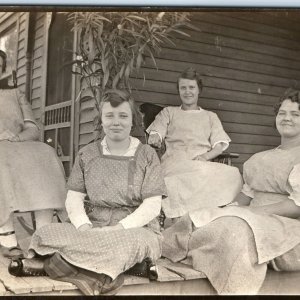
xmin=0 ymin=12 xmax=48 ymax=123
xmin=30 ymin=12 xmax=47 ymax=123
xmin=128 ymin=11 xmax=300 ymax=171
xmin=2 ymin=11 xmax=300 ymax=171
xmin=0 ymin=12 xmax=28 ymax=92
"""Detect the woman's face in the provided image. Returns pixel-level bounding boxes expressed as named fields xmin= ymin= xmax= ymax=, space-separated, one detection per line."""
xmin=276 ymin=99 xmax=300 ymax=138
xmin=178 ymin=78 xmax=199 ymax=108
xmin=101 ymin=101 xmax=133 ymax=142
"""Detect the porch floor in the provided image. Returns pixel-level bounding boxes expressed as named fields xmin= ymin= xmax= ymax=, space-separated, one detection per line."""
xmin=1 ymin=213 xmax=300 ymax=295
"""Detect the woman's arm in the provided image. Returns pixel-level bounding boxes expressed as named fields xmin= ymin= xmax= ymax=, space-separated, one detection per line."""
xmin=194 ymin=143 xmax=224 ymax=161
xmin=146 ymin=107 xmax=171 ymax=145
xmin=249 ymin=199 xmax=300 ymax=219
xmin=9 ymin=91 xmax=40 ymax=142
xmin=119 ymin=196 xmax=162 ymax=229
xmin=18 ymin=122 xmax=39 ymax=141
xmin=96 ymin=196 xmax=162 ymax=232
xmin=234 ymin=192 xmax=252 ymax=206
xmin=65 ymin=190 xmax=92 ymax=230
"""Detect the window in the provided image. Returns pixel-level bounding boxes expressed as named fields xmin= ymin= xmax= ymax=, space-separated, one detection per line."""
xmin=0 ymin=24 xmax=17 ymax=81
xmin=46 ymin=13 xmax=73 ymax=105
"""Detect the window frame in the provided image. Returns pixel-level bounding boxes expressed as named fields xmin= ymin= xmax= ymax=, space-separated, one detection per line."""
xmin=0 ymin=13 xmax=19 ymax=82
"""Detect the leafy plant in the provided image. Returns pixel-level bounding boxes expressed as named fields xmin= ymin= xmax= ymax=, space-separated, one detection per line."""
xmin=66 ymin=12 xmax=196 ymax=135
xmin=67 ymin=12 xmax=194 ymax=101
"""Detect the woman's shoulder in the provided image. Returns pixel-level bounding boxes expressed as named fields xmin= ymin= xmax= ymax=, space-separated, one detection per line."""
xmin=77 ymin=141 xmax=100 ymax=159
xmin=161 ymin=106 xmax=181 ymax=114
xmin=202 ymin=109 xmax=220 ymax=119
xmin=244 ymin=148 xmax=274 ymax=166
xmin=136 ymin=142 xmax=159 ymax=161
xmin=138 ymin=142 xmax=157 ymax=155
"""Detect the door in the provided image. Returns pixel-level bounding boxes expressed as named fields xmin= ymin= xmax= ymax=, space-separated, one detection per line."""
xmin=43 ymin=13 xmax=75 ymax=177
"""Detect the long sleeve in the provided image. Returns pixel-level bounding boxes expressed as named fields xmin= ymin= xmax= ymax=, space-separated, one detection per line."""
xmin=65 ymin=190 xmax=92 ymax=229
xmin=119 ymin=196 xmax=162 ymax=229
xmin=146 ymin=107 xmax=171 ymax=140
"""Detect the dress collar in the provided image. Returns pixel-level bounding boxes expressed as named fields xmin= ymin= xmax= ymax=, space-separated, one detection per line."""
xmin=101 ymin=136 xmax=140 ymax=156
xmin=180 ymin=105 xmax=203 ymax=113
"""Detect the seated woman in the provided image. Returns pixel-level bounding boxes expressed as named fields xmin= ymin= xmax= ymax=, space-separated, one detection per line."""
xmin=162 ymin=88 xmax=300 ymax=294
xmin=9 ymin=91 xmax=166 ymax=295
xmin=0 ymin=50 xmax=66 ymax=258
xmin=147 ymin=67 xmax=242 ymax=219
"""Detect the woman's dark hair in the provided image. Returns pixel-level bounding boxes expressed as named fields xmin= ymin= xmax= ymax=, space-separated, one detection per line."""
xmin=0 ymin=50 xmax=7 ymax=73
xmin=97 ymin=90 xmax=140 ymax=131
xmin=274 ymin=88 xmax=300 ymax=114
xmin=177 ymin=67 xmax=203 ymax=93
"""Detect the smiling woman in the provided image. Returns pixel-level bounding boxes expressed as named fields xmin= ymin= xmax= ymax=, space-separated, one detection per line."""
xmin=161 ymin=88 xmax=300 ymax=295
xmin=146 ymin=67 xmax=242 ymax=219
xmin=100 ymin=94 xmax=135 ymax=155
xmin=275 ymin=89 xmax=300 ymax=145
xmin=9 ymin=91 xmax=167 ymax=296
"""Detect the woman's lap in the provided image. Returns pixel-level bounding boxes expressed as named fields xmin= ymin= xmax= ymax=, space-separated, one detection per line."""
xmin=29 ymin=223 xmax=162 ymax=279
xmin=0 ymin=141 xmax=65 ymax=223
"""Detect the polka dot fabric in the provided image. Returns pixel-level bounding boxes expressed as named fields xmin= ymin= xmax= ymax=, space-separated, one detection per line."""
xmin=29 ymin=140 xmax=166 ymax=279
xmin=29 ymin=223 xmax=162 ymax=280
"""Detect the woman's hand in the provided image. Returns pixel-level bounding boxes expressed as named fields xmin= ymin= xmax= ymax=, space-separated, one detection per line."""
xmin=78 ymin=223 xmax=92 ymax=231
xmin=7 ymin=135 xmax=21 ymax=142
xmin=1 ymin=130 xmax=21 ymax=142
xmin=148 ymin=133 xmax=162 ymax=148
xmin=193 ymin=154 xmax=208 ymax=161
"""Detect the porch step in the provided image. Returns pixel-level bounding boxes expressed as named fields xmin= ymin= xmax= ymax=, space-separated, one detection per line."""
xmin=1 ymin=254 xmax=300 ymax=296
xmin=0 ymin=255 xmax=206 ymax=295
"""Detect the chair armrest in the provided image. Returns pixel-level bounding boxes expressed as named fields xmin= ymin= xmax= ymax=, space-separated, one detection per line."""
xmin=213 ymin=152 xmax=239 ymax=166
xmin=217 ymin=152 xmax=239 ymax=159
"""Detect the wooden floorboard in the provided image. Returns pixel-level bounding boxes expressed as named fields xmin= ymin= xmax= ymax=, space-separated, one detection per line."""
xmin=0 ymin=280 xmax=8 ymax=296
xmin=158 ymin=258 xmax=206 ymax=280
xmin=1 ymin=252 xmax=300 ymax=295
xmin=0 ymin=255 xmax=77 ymax=295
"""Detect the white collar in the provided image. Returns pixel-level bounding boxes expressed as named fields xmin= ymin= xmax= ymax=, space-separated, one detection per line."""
xmin=101 ymin=136 xmax=140 ymax=156
xmin=180 ymin=105 xmax=203 ymax=113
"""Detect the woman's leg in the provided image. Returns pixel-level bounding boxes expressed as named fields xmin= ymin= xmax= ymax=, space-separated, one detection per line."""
xmin=0 ymin=213 xmax=18 ymax=248
xmin=272 ymin=243 xmax=300 ymax=271
xmin=0 ymin=213 xmax=23 ymax=258
xmin=43 ymin=252 xmax=124 ymax=295
xmin=187 ymin=217 xmax=267 ymax=295
xmin=35 ymin=209 xmax=53 ymax=229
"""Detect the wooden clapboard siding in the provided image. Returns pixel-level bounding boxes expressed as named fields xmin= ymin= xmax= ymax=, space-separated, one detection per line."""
xmin=127 ymin=11 xmax=300 ymax=171
xmin=74 ymin=11 xmax=300 ymax=171
xmin=78 ymin=95 xmax=97 ymax=147
xmin=0 ymin=12 xmax=17 ymax=34
xmin=30 ymin=12 xmax=46 ymax=121
xmin=16 ymin=12 xmax=28 ymax=93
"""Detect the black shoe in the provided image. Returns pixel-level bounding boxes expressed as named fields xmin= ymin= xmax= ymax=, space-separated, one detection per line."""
xmin=8 ymin=258 xmax=48 ymax=277
xmin=125 ymin=258 xmax=158 ymax=281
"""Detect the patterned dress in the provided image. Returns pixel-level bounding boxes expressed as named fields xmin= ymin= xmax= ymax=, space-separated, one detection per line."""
xmin=0 ymin=89 xmax=66 ymax=226
xmin=162 ymin=146 xmax=300 ymax=294
xmin=147 ymin=106 xmax=241 ymax=218
xmin=29 ymin=141 xmax=166 ymax=280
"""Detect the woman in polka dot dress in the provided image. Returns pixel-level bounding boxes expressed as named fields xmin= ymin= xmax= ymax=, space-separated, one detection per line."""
xmin=12 ymin=91 xmax=166 ymax=295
